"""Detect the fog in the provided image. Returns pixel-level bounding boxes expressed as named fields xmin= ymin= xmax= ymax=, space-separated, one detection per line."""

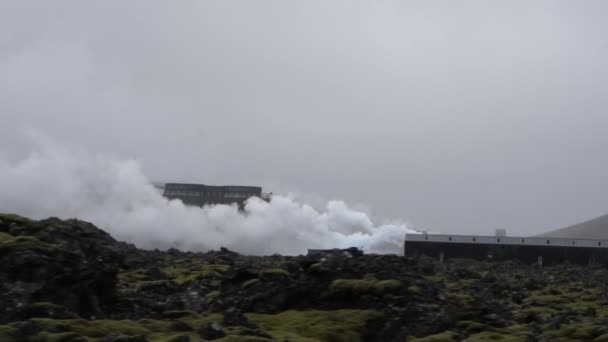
xmin=1 ymin=1 xmax=608 ymax=237
xmin=0 ymin=134 xmax=413 ymax=254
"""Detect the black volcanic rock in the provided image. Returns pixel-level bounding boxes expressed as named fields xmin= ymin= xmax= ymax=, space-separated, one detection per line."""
xmin=4 ymin=213 xmax=608 ymax=341
xmin=0 ymin=214 xmax=127 ymax=323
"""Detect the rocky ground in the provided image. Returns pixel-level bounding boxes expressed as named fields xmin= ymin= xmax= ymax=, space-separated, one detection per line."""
xmin=2 ymin=214 xmax=608 ymax=341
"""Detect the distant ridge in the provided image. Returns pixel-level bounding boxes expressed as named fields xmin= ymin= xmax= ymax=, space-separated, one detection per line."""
xmin=538 ymin=213 xmax=608 ymax=239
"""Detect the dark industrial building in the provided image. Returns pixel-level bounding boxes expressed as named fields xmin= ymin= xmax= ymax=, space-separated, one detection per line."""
xmin=405 ymin=233 xmax=608 ymax=266
xmin=162 ymin=183 xmax=270 ymax=208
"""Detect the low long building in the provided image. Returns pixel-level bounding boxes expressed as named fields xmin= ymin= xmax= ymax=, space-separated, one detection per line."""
xmin=163 ymin=183 xmax=271 ymax=208
xmin=404 ymin=233 xmax=608 ymax=266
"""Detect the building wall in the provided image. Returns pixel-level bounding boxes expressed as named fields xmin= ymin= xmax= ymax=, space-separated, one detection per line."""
xmin=404 ymin=234 xmax=608 ymax=265
xmin=162 ymin=183 xmax=265 ymax=208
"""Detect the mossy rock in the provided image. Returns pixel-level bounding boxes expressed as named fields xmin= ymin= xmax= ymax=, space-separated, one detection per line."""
xmin=159 ymin=335 xmax=194 ymax=342
xmin=0 ymin=232 xmax=58 ymax=253
xmin=466 ymin=332 xmax=530 ymax=341
xmin=35 ymin=332 xmax=83 ymax=342
xmin=455 ymin=320 xmax=486 ymax=334
xmin=28 ymin=331 xmax=88 ymax=342
xmin=407 ymin=331 xmax=459 ymax=342
xmin=0 ymin=325 xmax=17 ymax=341
xmin=308 ymin=263 xmax=329 ymax=274
xmin=32 ymin=318 xmax=153 ymax=338
xmin=161 ymin=311 xmax=198 ymax=319
xmin=0 ymin=213 xmax=33 ymax=224
xmin=328 ymin=278 xmax=401 ymax=295
xmin=248 ymin=309 xmax=383 ymax=342
xmin=117 ymin=269 xmax=150 ymax=288
xmin=162 ymin=263 xmax=230 ymax=285
xmin=27 ymin=302 xmax=78 ymax=319
xmin=215 ymin=337 xmax=274 ymax=342
xmin=258 ymin=269 xmax=290 ymax=280
xmin=242 ymin=279 xmax=260 ymax=289
xmin=523 ymin=294 xmax=568 ymax=306
xmin=445 ymin=292 xmax=474 ymax=306
xmin=406 ymin=285 xmax=423 ymax=295
xmin=207 ymin=290 xmax=221 ymax=299
xmin=568 ymin=323 xmax=608 ymax=339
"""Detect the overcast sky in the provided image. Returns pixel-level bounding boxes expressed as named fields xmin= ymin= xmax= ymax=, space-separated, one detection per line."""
xmin=1 ymin=1 xmax=607 ymax=236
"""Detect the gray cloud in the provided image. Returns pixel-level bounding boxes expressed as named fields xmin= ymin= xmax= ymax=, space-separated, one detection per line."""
xmin=1 ymin=1 xmax=608 ymax=237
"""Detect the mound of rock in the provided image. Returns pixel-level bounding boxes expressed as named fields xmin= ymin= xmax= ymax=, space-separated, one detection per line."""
xmin=0 ymin=214 xmax=129 ymax=323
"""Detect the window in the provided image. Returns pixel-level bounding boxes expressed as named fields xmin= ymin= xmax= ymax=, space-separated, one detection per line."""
xmin=521 ymin=239 xmax=525 ymax=243
xmin=473 ymin=237 xmax=476 ymax=242
xmin=546 ymin=240 xmax=550 ymax=245
xmin=448 ymin=236 xmax=452 ymax=241
xmin=497 ymin=238 xmax=501 ymax=243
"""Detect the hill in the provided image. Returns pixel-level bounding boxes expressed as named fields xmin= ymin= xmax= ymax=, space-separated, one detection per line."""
xmin=538 ymin=213 xmax=608 ymax=239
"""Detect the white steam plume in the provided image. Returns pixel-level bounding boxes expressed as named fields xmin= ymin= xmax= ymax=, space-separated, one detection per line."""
xmin=0 ymin=136 xmax=417 ymax=255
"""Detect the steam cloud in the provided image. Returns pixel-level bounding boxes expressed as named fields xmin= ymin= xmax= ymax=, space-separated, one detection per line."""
xmin=0 ymin=136 xmax=416 ymax=255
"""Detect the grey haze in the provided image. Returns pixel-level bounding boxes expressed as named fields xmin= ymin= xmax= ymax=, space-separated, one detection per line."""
xmin=1 ymin=1 xmax=608 ymax=236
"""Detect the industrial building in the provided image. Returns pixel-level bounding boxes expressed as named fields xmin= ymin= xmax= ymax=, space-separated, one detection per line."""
xmin=162 ymin=183 xmax=271 ymax=208
xmin=404 ymin=233 xmax=608 ymax=266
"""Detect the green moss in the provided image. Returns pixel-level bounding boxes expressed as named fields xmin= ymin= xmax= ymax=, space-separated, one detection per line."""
xmin=513 ymin=307 xmax=556 ymax=323
xmin=216 ymin=337 xmax=276 ymax=342
xmin=504 ymin=324 xmax=530 ymax=334
xmin=118 ymin=268 xmax=149 ymax=285
xmin=207 ymin=290 xmax=221 ymax=300
xmin=5 ymin=312 xmax=376 ymax=341
xmin=407 ymin=331 xmax=459 ymax=342
xmin=329 ymin=278 xmax=401 ymax=295
xmin=309 ymin=263 xmax=329 ymax=273
xmin=564 ymin=323 xmax=608 ymax=339
xmin=160 ymin=311 xmax=197 ymax=319
xmin=248 ymin=309 xmax=383 ymax=342
xmin=26 ymin=302 xmax=75 ymax=319
xmin=0 ymin=213 xmax=33 ymax=224
xmin=0 ymin=232 xmax=58 ymax=253
xmin=258 ymin=269 xmax=289 ymax=280
xmin=29 ymin=302 xmax=65 ymax=311
xmin=423 ymin=275 xmax=444 ymax=283
xmin=163 ymin=263 xmax=230 ymax=284
xmin=455 ymin=320 xmax=486 ymax=333
xmin=242 ymin=279 xmax=260 ymax=289
xmin=0 ymin=325 xmax=17 ymax=341
xmin=447 ymin=292 xmax=475 ymax=307
xmin=523 ymin=294 xmax=568 ymax=306
xmin=32 ymin=318 xmax=153 ymax=338
xmin=29 ymin=331 xmax=90 ymax=342
xmin=407 ymin=285 xmax=422 ymax=295
xmin=466 ymin=332 xmax=529 ymax=342
xmin=148 ymin=333 xmax=200 ymax=341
